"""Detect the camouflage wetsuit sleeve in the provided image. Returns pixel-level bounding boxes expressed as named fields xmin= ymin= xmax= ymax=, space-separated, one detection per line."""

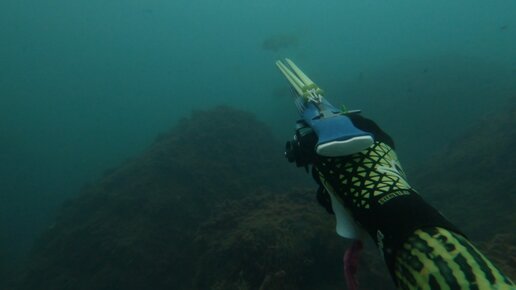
xmin=396 ymin=227 xmax=514 ymax=289
xmin=314 ymin=115 xmax=515 ymax=290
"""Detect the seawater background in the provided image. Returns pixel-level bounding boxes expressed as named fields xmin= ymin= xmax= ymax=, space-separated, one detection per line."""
xmin=1 ymin=0 xmax=515 ymax=283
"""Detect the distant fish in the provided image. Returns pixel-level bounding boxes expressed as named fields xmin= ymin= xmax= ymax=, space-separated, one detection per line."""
xmin=262 ymin=34 xmax=299 ymax=52
xmin=499 ymin=25 xmax=508 ymax=31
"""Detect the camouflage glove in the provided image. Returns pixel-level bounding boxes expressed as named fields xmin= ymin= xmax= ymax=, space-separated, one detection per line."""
xmin=313 ymin=114 xmax=460 ymax=278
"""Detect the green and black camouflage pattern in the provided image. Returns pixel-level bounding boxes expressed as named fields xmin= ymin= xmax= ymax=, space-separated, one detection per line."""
xmin=315 ymin=140 xmax=514 ymax=289
xmin=396 ymin=227 xmax=514 ymax=289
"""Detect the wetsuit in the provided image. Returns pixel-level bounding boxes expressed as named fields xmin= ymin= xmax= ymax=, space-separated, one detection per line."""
xmin=314 ymin=115 xmax=515 ymax=290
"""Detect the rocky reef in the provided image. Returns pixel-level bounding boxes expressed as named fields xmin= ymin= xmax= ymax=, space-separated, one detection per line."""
xmin=15 ymin=106 xmax=359 ymax=290
xmin=15 ymin=105 xmax=515 ymax=289
xmin=412 ymin=106 xmax=516 ymax=279
xmin=478 ymin=233 xmax=516 ymax=280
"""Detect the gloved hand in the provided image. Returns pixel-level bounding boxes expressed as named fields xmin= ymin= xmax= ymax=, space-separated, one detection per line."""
xmin=311 ymin=116 xmax=516 ymax=290
xmin=297 ymin=114 xmax=460 ymax=280
xmin=277 ymin=59 xmax=513 ymax=289
xmin=310 ymin=113 xmax=396 ymax=215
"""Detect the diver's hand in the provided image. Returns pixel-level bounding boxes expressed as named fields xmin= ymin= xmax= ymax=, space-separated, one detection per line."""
xmin=312 ymin=116 xmax=459 ymax=278
xmin=310 ymin=116 xmax=514 ymax=290
xmin=310 ymin=114 xmax=398 ymax=214
xmin=314 ymin=140 xmax=410 ymax=214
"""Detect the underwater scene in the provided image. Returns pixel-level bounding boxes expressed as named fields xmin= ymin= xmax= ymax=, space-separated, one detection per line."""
xmin=1 ymin=0 xmax=515 ymax=289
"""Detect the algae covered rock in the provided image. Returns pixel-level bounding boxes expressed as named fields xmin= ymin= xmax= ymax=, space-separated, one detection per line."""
xmin=412 ymin=106 xmax=516 ymax=280
xmin=192 ymin=189 xmax=393 ymax=290
xmin=16 ymin=106 xmax=300 ymax=289
xmin=192 ymin=190 xmax=343 ymax=289
xmin=412 ymin=107 xmax=516 ymax=239
xmin=478 ymin=232 xmax=516 ymax=280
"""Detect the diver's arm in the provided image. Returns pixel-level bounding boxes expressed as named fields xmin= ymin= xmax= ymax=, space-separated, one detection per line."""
xmin=314 ymin=116 xmax=514 ymax=289
xmin=274 ymin=59 xmax=513 ymax=289
xmin=395 ymin=227 xmax=513 ymax=289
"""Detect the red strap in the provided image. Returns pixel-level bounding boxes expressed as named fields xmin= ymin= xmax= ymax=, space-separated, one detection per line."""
xmin=344 ymin=240 xmax=364 ymax=290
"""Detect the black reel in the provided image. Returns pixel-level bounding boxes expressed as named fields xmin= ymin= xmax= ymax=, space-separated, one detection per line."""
xmin=285 ymin=121 xmax=318 ymax=171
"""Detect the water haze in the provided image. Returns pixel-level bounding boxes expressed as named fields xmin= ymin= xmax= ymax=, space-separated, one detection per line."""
xmin=1 ymin=0 xmax=515 ymax=283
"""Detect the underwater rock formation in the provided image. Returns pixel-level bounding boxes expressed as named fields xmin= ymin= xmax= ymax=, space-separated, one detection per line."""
xmin=193 ymin=189 xmax=394 ymax=290
xmin=412 ymin=106 xmax=516 ymax=279
xmin=16 ymin=106 xmax=306 ymax=290
xmin=478 ymin=233 xmax=516 ymax=280
xmin=192 ymin=190 xmax=342 ymax=289
xmin=412 ymin=106 xmax=515 ymax=238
